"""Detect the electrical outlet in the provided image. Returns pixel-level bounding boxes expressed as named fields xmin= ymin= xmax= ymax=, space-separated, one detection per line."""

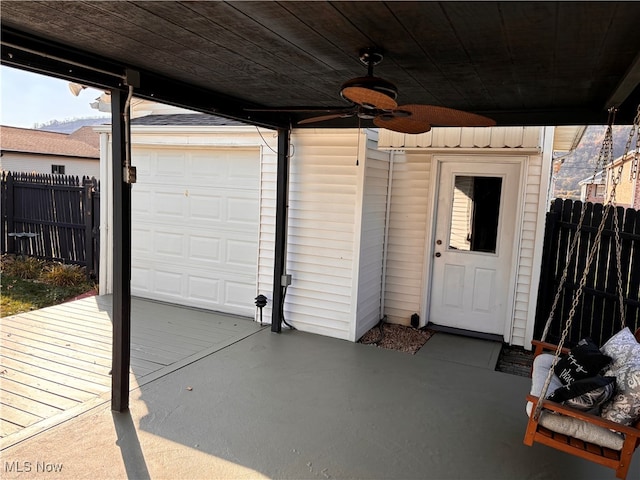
xmin=281 ymin=274 xmax=292 ymax=286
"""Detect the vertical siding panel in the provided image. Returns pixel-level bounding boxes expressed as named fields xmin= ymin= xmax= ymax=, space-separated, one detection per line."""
xmin=473 ymin=128 xmax=492 ymax=147
xmin=522 ymin=127 xmax=542 ymax=148
xmin=431 ymin=129 xmax=448 ymax=148
xmin=504 ymin=127 xmax=524 ymax=148
xmin=403 ymin=133 xmax=420 ymax=148
xmin=443 ymin=128 xmax=462 ymax=147
xmin=418 ymin=130 xmax=433 ymax=147
xmin=489 ymin=127 xmax=507 ymax=147
xmin=511 ymin=152 xmax=544 ymax=346
xmin=459 ymin=128 xmax=476 ymax=148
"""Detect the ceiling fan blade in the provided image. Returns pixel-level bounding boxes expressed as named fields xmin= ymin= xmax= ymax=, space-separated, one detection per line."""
xmin=373 ymin=114 xmax=431 ymax=134
xmin=298 ymin=112 xmax=355 ymax=125
xmin=399 ymin=104 xmax=496 ymax=127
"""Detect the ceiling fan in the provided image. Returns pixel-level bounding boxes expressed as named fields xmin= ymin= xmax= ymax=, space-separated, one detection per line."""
xmin=246 ymin=47 xmax=496 ymax=134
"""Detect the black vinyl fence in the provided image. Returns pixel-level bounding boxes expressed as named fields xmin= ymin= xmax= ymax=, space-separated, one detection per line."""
xmin=1 ymin=172 xmax=100 ymax=279
xmin=534 ymin=198 xmax=640 ymax=347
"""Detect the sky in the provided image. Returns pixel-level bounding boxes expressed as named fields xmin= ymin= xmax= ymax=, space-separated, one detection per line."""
xmin=0 ymin=65 xmax=110 ymax=129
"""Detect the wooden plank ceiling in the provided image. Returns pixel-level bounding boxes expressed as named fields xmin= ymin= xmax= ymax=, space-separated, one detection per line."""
xmin=1 ymin=1 xmax=640 ymax=128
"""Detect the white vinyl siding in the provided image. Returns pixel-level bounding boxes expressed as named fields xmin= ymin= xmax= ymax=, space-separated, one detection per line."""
xmin=511 ymin=154 xmax=544 ymax=345
xmin=282 ymin=129 xmax=361 ymax=340
xmin=383 ymin=152 xmax=432 ymax=325
xmin=276 ymin=129 xmax=387 ymax=340
xmin=354 ymin=130 xmax=390 ymax=340
xmin=0 ymin=152 xmax=100 ymax=178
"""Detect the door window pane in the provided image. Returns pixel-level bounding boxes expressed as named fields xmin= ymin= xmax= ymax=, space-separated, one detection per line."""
xmin=448 ymin=175 xmax=502 ymax=253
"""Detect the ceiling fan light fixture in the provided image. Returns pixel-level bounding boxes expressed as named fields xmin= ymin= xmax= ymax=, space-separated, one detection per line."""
xmin=340 ymin=76 xmax=398 ymax=110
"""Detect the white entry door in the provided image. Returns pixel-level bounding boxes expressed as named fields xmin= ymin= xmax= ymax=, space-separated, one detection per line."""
xmin=429 ymin=160 xmax=521 ymax=336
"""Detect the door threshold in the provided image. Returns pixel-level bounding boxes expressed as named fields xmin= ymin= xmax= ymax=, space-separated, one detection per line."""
xmin=426 ymin=323 xmax=503 ymax=343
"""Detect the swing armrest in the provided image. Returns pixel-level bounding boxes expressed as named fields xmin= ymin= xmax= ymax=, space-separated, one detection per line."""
xmin=531 ymin=340 xmax=570 ymax=358
xmin=527 ymin=394 xmax=640 ymax=437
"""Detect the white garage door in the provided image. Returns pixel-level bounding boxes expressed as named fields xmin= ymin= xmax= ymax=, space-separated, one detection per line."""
xmin=130 ymin=147 xmax=260 ymax=317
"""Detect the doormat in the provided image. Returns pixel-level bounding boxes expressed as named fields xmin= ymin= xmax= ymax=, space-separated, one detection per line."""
xmin=358 ymin=322 xmax=435 ymax=355
xmin=495 ymin=344 xmax=534 ymax=377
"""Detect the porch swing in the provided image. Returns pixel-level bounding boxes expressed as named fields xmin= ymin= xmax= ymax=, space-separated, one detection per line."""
xmin=523 ymin=105 xmax=640 ymax=479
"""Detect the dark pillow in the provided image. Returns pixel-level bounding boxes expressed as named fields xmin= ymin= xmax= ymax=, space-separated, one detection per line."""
xmin=554 ymin=337 xmax=612 ymax=385
xmin=548 ymin=375 xmax=616 ymax=413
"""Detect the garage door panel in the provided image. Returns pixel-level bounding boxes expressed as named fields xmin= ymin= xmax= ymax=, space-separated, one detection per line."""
xmin=155 ymin=270 xmax=184 ymax=296
xmin=225 ymin=281 xmax=257 ymax=310
xmin=189 ymin=235 xmax=221 ymax=262
xmin=156 ymin=232 xmax=184 ymax=258
xmin=155 ymin=191 xmax=186 ymax=219
xmin=226 ymin=239 xmax=259 ymax=267
xmin=132 ymin=188 xmax=152 ymax=214
xmin=156 ymin=152 xmax=186 ymax=176
xmin=132 ymin=228 xmax=152 ymax=255
xmin=190 ymin=194 xmax=222 ymax=221
xmin=227 ymin=196 xmax=259 ymax=224
xmin=188 ymin=276 xmax=221 ymax=302
xmin=131 ymin=266 xmax=152 ymax=292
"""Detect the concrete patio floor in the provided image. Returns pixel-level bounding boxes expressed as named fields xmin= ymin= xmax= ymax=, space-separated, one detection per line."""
xmin=2 ymin=328 xmax=639 ymax=480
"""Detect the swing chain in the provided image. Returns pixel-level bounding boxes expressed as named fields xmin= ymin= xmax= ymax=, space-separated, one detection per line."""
xmin=626 ymin=104 xmax=640 ymax=181
xmin=613 ymin=206 xmax=626 ymax=325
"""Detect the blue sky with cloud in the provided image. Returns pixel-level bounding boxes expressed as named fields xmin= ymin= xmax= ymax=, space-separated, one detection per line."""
xmin=1 ymin=65 xmax=109 ymax=129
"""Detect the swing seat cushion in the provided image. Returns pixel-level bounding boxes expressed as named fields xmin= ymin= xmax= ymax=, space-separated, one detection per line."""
xmin=600 ymin=327 xmax=640 ymax=426
xmin=527 ymin=354 xmax=624 ymax=451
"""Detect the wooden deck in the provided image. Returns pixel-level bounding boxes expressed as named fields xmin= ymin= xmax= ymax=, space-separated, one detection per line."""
xmin=0 ymin=295 xmax=262 ymax=442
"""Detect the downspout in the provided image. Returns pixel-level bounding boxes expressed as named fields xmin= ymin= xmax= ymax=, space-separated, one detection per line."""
xmin=98 ymin=131 xmax=111 ymax=295
xmin=271 ymin=127 xmax=291 ymax=333
xmin=380 ymin=150 xmax=395 ymax=316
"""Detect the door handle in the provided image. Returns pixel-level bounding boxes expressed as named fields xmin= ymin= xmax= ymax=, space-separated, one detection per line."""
xmin=435 ymin=252 xmax=441 ymax=258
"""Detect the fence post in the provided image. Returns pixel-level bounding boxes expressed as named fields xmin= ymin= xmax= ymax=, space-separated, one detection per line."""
xmin=5 ymin=172 xmax=15 ymax=254
xmin=1 ymin=172 xmax=5 ymax=254
xmin=93 ymin=178 xmax=100 ymax=280
xmin=84 ymin=177 xmax=94 ymax=279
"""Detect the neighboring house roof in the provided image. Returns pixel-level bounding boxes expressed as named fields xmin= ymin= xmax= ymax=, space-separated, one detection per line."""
xmin=37 ymin=117 xmax=109 ymax=134
xmin=66 ymin=126 xmax=101 ymax=148
xmin=130 ymin=113 xmax=248 ymax=127
xmin=578 ymin=170 xmax=605 ymax=186
xmin=0 ymin=125 xmax=100 ymax=158
xmin=604 ymin=151 xmax=638 ymax=170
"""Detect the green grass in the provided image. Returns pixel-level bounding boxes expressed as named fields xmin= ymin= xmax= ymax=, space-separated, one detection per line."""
xmin=1 ymin=255 xmax=96 ymax=317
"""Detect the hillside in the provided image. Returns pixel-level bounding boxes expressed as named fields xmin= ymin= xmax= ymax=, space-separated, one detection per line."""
xmin=553 ymin=125 xmax=636 ymax=199
xmin=35 ymin=117 xmax=109 ymax=134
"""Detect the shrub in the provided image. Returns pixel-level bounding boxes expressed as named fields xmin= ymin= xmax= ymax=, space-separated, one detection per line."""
xmin=42 ymin=263 xmax=87 ymax=287
xmin=1 ymin=255 xmax=44 ymax=279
